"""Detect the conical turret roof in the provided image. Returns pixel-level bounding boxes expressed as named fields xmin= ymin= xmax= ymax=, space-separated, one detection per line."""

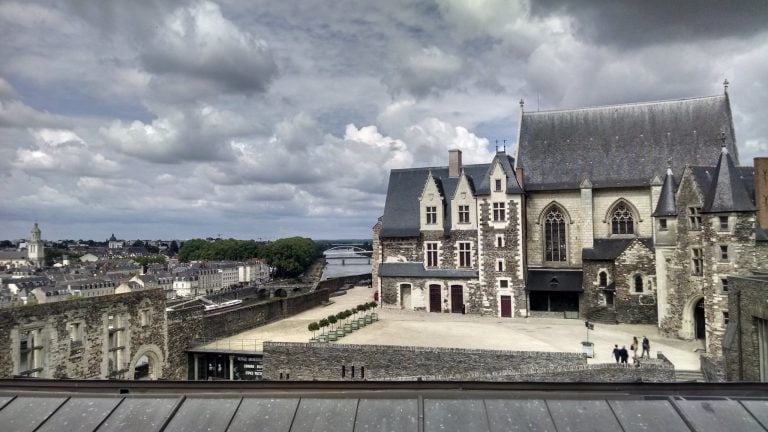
xmin=702 ymin=147 xmax=755 ymax=213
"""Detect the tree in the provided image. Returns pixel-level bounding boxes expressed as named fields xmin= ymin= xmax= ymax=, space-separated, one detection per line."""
xmin=328 ymin=315 xmax=337 ymax=331
xmin=132 ymin=240 xmax=144 ymax=247
xmin=169 ymin=241 xmax=179 ymax=255
xmin=263 ymin=237 xmax=318 ymax=277
xmin=319 ymin=318 xmax=329 ymax=335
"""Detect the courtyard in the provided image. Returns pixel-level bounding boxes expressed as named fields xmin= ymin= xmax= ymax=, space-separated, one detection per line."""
xmin=202 ymin=286 xmax=703 ymax=369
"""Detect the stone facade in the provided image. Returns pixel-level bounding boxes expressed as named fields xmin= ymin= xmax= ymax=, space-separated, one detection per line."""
xmin=613 ymin=241 xmax=657 ymax=324
xmin=723 ymin=275 xmax=768 ymax=382
xmin=0 ymin=289 xmax=167 ymax=379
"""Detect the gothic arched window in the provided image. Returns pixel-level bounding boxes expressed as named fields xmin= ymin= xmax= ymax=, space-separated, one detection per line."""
xmin=544 ymin=207 xmax=567 ymax=262
xmin=599 ymin=271 xmax=608 ymax=287
xmin=634 ymin=275 xmax=644 ymax=293
xmin=611 ymin=203 xmax=635 ymax=235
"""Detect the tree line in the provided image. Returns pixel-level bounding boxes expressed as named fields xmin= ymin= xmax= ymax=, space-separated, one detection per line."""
xmin=178 ymin=237 xmax=319 ymax=277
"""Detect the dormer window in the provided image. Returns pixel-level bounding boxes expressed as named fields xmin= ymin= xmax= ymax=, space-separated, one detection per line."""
xmin=426 ymin=206 xmax=437 ymax=225
xmin=495 ymin=179 xmax=502 ymax=192
xmin=458 ymin=205 xmax=470 ymax=224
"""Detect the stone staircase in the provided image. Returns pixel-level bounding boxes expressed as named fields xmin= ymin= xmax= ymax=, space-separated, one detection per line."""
xmin=587 ymin=307 xmax=619 ymax=324
xmin=675 ymin=369 xmax=706 ymax=382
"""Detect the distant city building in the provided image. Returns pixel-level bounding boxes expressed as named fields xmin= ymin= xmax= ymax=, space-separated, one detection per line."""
xmin=108 ymin=233 xmax=124 ymax=249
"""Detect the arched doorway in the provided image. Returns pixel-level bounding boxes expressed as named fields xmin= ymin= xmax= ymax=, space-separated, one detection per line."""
xmin=400 ymin=284 xmax=412 ymax=310
xmin=274 ymin=288 xmax=287 ymax=298
xmin=131 ymin=349 xmax=161 ymax=380
xmin=694 ymin=298 xmax=706 ymax=340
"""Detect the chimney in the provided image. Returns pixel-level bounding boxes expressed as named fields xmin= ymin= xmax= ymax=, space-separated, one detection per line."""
xmin=448 ymin=149 xmax=462 ymax=178
xmin=756 ymin=157 xmax=768 ymax=229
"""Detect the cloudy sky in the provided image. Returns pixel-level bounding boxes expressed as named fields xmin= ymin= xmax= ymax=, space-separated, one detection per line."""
xmin=1 ymin=0 xmax=767 ymax=241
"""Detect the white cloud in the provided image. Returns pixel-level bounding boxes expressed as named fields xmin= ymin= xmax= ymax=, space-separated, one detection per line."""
xmin=386 ymin=46 xmax=465 ymax=97
xmin=141 ymin=0 xmax=277 ymax=96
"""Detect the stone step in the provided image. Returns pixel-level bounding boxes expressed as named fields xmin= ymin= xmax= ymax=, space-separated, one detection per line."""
xmin=675 ymin=369 xmax=706 ymax=382
xmin=587 ymin=307 xmax=619 ymax=325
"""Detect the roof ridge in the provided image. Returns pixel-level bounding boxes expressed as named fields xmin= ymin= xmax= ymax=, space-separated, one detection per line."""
xmin=523 ymin=94 xmax=723 ymax=116
xmin=391 ymin=163 xmax=489 ymax=173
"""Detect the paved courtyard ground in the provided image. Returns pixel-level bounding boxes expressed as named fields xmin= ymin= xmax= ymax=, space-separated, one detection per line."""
xmin=203 ymin=286 xmax=703 ymax=369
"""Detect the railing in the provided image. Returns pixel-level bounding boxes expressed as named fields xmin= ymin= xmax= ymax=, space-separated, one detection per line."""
xmin=191 ymin=338 xmax=263 ymax=352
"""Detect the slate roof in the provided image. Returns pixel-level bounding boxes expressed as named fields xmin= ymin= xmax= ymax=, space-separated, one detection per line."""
xmin=525 ymin=269 xmax=583 ymax=292
xmin=689 ymin=165 xmax=755 ymax=207
xmin=380 ymin=164 xmax=490 ymax=238
xmin=517 ymin=94 xmax=739 ymax=190
xmin=582 ymin=238 xmax=654 ymax=261
xmin=702 ymin=149 xmax=756 ymax=213
xmin=652 ymin=168 xmax=677 ymax=217
xmin=0 ymin=250 xmax=27 ymax=260
xmin=379 ymin=262 xmax=478 ymax=279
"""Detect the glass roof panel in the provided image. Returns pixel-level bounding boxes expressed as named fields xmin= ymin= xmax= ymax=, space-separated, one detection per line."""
xmin=37 ymin=397 xmax=121 ymax=432
xmin=741 ymin=400 xmax=768 ymax=429
xmin=96 ymin=397 xmax=179 ymax=432
xmin=226 ymin=398 xmax=299 ymax=432
xmin=290 ymin=398 xmax=357 ymax=432
xmin=609 ymin=400 xmax=690 ymax=432
xmin=677 ymin=399 xmax=765 ymax=432
xmin=163 ymin=397 xmax=241 ymax=432
xmin=354 ymin=399 xmax=418 ymax=432
xmin=484 ymin=399 xmax=556 ymax=432
xmin=0 ymin=396 xmax=66 ymax=432
xmin=424 ymin=399 xmax=489 ymax=432
xmin=547 ymin=400 xmax=622 ymax=432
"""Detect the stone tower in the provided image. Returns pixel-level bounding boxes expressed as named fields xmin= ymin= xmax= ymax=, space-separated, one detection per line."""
xmin=28 ymin=222 xmax=45 ymax=268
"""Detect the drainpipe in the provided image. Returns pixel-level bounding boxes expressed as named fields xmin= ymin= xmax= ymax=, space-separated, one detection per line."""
xmin=738 ymin=290 xmax=743 ymax=381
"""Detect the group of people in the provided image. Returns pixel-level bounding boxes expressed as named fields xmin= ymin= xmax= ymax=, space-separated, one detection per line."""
xmin=612 ymin=336 xmax=651 ymax=364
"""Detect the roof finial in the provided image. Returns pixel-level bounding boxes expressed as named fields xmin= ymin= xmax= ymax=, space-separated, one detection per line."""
xmin=723 ymin=78 xmax=729 ymax=93
xmin=666 ymin=158 xmax=673 ymax=176
xmin=519 ymin=98 xmax=524 ymax=109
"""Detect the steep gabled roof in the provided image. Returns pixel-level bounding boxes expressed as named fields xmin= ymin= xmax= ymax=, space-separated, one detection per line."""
xmin=517 ymin=94 xmax=738 ymax=190
xmin=582 ymin=238 xmax=654 ymax=261
xmin=380 ymin=164 xmax=488 ymax=238
xmin=476 ymin=152 xmax=523 ymax=195
xmin=702 ymin=148 xmax=756 ymax=213
xmin=653 ymin=167 xmax=677 ymax=217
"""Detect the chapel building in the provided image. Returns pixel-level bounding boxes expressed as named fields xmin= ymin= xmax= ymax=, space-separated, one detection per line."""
xmin=372 ymin=85 xmax=768 ymax=354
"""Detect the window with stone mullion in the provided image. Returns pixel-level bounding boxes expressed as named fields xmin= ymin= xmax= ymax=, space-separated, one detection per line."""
xmin=426 ymin=243 xmax=439 ymax=267
xmin=545 ymin=208 xmax=567 ymax=262
xmin=458 ymin=205 xmax=470 ymax=224
xmin=611 ymin=203 xmax=634 ymax=235
xmin=458 ymin=242 xmax=471 ymax=268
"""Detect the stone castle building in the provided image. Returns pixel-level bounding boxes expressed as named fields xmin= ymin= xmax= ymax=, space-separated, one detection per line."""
xmin=372 ymin=86 xmax=768 ymax=357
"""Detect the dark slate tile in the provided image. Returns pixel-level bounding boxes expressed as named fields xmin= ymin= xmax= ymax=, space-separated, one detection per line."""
xmin=676 ymin=399 xmax=765 ymax=432
xmin=546 ymin=400 xmax=622 ymax=432
xmin=485 ymin=399 xmax=556 ymax=432
xmin=290 ymin=398 xmax=357 ymax=432
xmin=163 ymin=397 xmax=240 ymax=432
xmin=741 ymin=400 xmax=768 ymax=430
xmin=97 ymin=397 xmax=179 ymax=432
xmin=609 ymin=400 xmax=690 ymax=432
xmin=424 ymin=399 xmax=489 ymax=432
xmin=0 ymin=396 xmax=66 ymax=432
xmin=355 ymin=399 xmax=419 ymax=432
xmin=226 ymin=398 xmax=298 ymax=432
xmin=37 ymin=397 xmax=121 ymax=432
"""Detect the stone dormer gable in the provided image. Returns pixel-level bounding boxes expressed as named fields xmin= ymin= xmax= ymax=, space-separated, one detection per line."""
xmin=702 ymin=147 xmax=756 ymax=213
xmin=419 ymin=172 xmax=445 ymax=231
xmin=476 ymin=151 xmax=522 ymax=195
xmin=451 ymin=171 xmax=475 ymax=200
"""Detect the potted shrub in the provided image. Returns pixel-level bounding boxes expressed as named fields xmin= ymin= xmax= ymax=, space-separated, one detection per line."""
xmin=351 ymin=308 xmax=360 ymax=330
xmin=363 ymin=303 xmax=373 ymax=324
xmin=342 ymin=310 xmax=353 ymax=334
xmin=336 ymin=312 xmax=348 ymax=335
xmin=357 ymin=304 xmax=367 ymax=326
xmin=308 ymin=322 xmax=318 ymax=341
xmin=328 ymin=315 xmax=338 ymax=341
xmin=318 ymin=318 xmax=329 ymax=343
xmin=370 ymin=301 xmax=379 ymax=321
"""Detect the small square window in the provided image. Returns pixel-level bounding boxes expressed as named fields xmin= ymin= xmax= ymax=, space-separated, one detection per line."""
xmin=658 ymin=218 xmax=668 ymax=231
xmin=495 ymin=179 xmax=502 ymax=192
xmin=496 ymin=235 xmax=505 ymax=248
xmin=499 ymin=279 xmax=509 ymax=289
xmin=719 ymin=216 xmax=729 ymax=230
xmin=721 ymin=278 xmax=729 ymax=292
xmin=723 ymin=311 xmax=729 ymax=326
xmin=497 ymin=260 xmax=504 ymax=272
xmin=720 ymin=245 xmax=728 ymax=261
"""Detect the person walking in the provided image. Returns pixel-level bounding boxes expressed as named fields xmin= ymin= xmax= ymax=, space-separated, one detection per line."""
xmin=612 ymin=345 xmax=621 ymax=363
xmin=619 ymin=346 xmax=629 ymax=364
xmin=642 ymin=336 xmax=650 ymax=359
xmin=631 ymin=336 xmax=639 ymax=359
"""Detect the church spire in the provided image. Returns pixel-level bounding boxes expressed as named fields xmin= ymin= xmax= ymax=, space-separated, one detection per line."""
xmin=702 ymin=142 xmax=755 ymax=213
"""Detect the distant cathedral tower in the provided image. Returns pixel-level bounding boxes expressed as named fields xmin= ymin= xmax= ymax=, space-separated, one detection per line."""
xmin=28 ymin=222 xmax=45 ymax=268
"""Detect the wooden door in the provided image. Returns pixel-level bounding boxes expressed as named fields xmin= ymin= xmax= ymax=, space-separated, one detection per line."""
xmin=450 ymin=285 xmax=463 ymax=313
xmin=429 ymin=284 xmax=441 ymax=312
xmin=500 ymin=295 xmax=512 ymax=318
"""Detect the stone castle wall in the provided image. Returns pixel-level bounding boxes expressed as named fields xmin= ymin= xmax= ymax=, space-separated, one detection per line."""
xmin=724 ymin=275 xmax=768 ymax=381
xmin=262 ymin=342 xmax=586 ymax=381
xmin=0 ymin=289 xmax=166 ymax=379
xmin=614 ymin=241 xmax=657 ymax=324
